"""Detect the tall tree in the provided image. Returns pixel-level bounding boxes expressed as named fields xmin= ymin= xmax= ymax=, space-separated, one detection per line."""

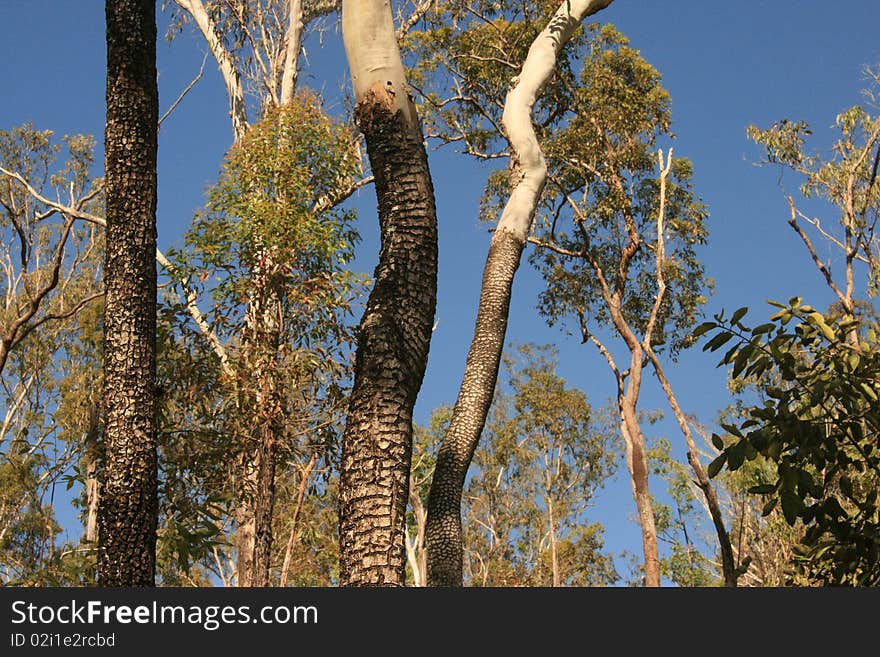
xmin=98 ymin=0 xmax=159 ymax=586
xmin=698 ymin=68 xmax=880 ymax=586
xmin=156 ymin=95 xmax=363 ymax=586
xmin=338 ymin=0 xmax=439 ymax=586
xmin=418 ymin=0 xmax=615 ymax=588
xmin=527 ymin=26 xmax=711 ymax=586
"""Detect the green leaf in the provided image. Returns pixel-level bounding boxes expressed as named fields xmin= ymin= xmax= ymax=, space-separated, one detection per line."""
xmin=780 ymin=491 xmax=804 ymax=525
xmin=761 ymin=497 xmax=778 ymax=516
xmin=726 ymin=443 xmax=745 ymax=471
xmin=707 ymin=453 xmax=727 ymax=478
xmin=703 ymin=331 xmax=733 ymax=353
xmin=751 ymin=322 xmax=776 ymax=335
xmin=692 ymin=321 xmax=716 ymax=338
xmin=731 ymin=307 xmax=749 ymax=325
xmin=748 ymin=483 xmax=776 ymax=494
xmin=711 ymin=433 xmax=725 ymax=450
xmin=809 ymin=312 xmax=835 ymax=341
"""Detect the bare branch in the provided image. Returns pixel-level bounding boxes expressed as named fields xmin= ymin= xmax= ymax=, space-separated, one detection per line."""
xmin=786 ymin=196 xmax=851 ymax=310
xmin=159 ymin=52 xmax=208 ymax=128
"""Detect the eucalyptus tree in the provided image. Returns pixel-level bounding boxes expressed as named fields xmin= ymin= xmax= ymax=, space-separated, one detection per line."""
xmin=461 ymin=344 xmax=618 ymax=587
xmin=337 ymin=0 xmax=438 ymax=587
xmin=401 ymin=0 xmax=615 ymax=588
xmin=158 ymin=95 xmax=363 ymax=586
xmin=160 ymin=0 xmax=376 ymax=586
xmin=98 ymin=0 xmax=159 ymax=586
xmin=524 ymin=26 xmax=711 ymax=586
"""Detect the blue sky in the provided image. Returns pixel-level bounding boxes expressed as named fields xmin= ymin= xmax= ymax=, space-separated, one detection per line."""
xmin=2 ymin=0 xmax=879 ymax=582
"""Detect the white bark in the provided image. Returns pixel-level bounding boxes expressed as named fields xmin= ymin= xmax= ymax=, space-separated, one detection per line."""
xmin=342 ymin=0 xmax=416 ymax=126
xmin=496 ymin=0 xmax=614 ymax=241
xmin=174 ymin=0 xmax=249 ymax=142
xmin=280 ymin=0 xmax=303 ymax=106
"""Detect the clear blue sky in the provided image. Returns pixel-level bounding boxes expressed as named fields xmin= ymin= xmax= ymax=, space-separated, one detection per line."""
xmin=2 ymin=0 xmax=879 ymax=582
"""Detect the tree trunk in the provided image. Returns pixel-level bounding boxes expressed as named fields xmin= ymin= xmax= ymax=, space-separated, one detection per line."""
xmin=250 ymin=416 xmax=278 ymax=586
xmin=425 ymin=0 xmax=614 ymax=587
xmin=619 ymin=385 xmax=661 ymax=587
xmin=98 ymin=0 xmax=159 ymax=586
xmin=338 ymin=0 xmax=438 ymax=586
xmin=646 ymin=349 xmax=738 ymax=586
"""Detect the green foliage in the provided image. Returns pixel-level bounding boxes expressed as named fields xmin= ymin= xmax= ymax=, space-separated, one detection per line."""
xmin=461 ymin=343 xmax=619 ymax=586
xmin=0 ymin=125 xmax=103 ymax=585
xmin=403 ymin=0 xmax=584 ymax=159
xmin=169 ymin=92 xmax=363 ymax=344
xmin=156 ymin=92 xmax=365 ymax=581
xmin=701 ymin=301 xmax=880 ymax=585
xmin=746 ymin=77 xmax=880 ymax=296
xmin=528 ymin=25 xmax=710 ymax=354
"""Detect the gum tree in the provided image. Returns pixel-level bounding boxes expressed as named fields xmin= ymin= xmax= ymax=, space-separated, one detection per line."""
xmin=337 ymin=0 xmax=439 ymax=586
xmin=98 ymin=0 xmax=160 ymax=586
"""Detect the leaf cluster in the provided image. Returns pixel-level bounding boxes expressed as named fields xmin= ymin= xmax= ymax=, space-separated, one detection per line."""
xmin=698 ymin=300 xmax=880 ymax=585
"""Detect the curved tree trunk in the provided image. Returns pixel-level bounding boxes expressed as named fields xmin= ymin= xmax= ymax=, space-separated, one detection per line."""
xmin=338 ymin=0 xmax=438 ymax=586
xmin=98 ymin=0 xmax=159 ymax=586
xmin=424 ymin=0 xmax=614 ymax=587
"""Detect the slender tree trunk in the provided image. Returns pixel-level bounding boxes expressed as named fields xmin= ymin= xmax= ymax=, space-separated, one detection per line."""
xmin=618 ymin=378 xmax=661 ymax=587
xmin=547 ymin=493 xmax=560 ymax=587
xmin=338 ymin=0 xmax=438 ymax=586
xmin=405 ymin=477 xmax=428 ymax=586
xmin=98 ymin=0 xmax=159 ymax=586
xmin=250 ymin=416 xmax=278 ymax=586
xmin=641 ymin=149 xmax=736 ymax=585
xmin=425 ymin=0 xmax=614 ymax=588
xmin=279 ymin=453 xmax=317 ymax=587
xmin=173 ymin=0 xmax=248 ymax=142
xmin=645 ymin=350 xmax=738 ymax=586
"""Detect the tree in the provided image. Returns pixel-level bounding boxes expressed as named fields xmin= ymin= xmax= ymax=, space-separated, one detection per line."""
xmin=337 ymin=0 xmax=439 ymax=586
xmin=460 ymin=344 xmax=618 ymax=586
xmin=699 ymin=69 xmax=880 ymax=586
xmin=0 ymin=125 xmax=105 ymax=585
xmin=162 ymin=0 xmax=375 ymax=586
xmin=157 ymin=94 xmax=363 ymax=586
xmin=524 ymin=25 xmax=710 ymax=586
xmin=700 ymin=302 xmax=880 ymax=585
xmin=408 ymin=0 xmax=615 ymax=588
xmin=98 ymin=0 xmax=160 ymax=586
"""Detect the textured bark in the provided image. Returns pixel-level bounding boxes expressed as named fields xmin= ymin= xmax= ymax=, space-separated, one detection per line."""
xmin=425 ymin=0 xmax=614 ymax=587
xmin=338 ymin=85 xmax=438 ymax=587
xmin=98 ymin=0 xmax=159 ymax=587
xmin=426 ymin=232 xmax=523 ymax=585
xmin=250 ymin=419 xmax=278 ymax=586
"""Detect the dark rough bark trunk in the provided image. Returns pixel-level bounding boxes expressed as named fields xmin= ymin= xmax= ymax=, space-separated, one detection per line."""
xmin=339 ymin=84 xmax=438 ymax=586
xmin=98 ymin=0 xmax=158 ymax=586
xmin=250 ymin=419 xmax=277 ymax=586
xmin=425 ymin=230 xmax=523 ymax=586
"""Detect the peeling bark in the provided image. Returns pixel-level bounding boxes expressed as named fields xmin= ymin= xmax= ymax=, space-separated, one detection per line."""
xmin=425 ymin=0 xmax=614 ymax=587
xmin=338 ymin=0 xmax=438 ymax=586
xmin=98 ymin=0 xmax=159 ymax=586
